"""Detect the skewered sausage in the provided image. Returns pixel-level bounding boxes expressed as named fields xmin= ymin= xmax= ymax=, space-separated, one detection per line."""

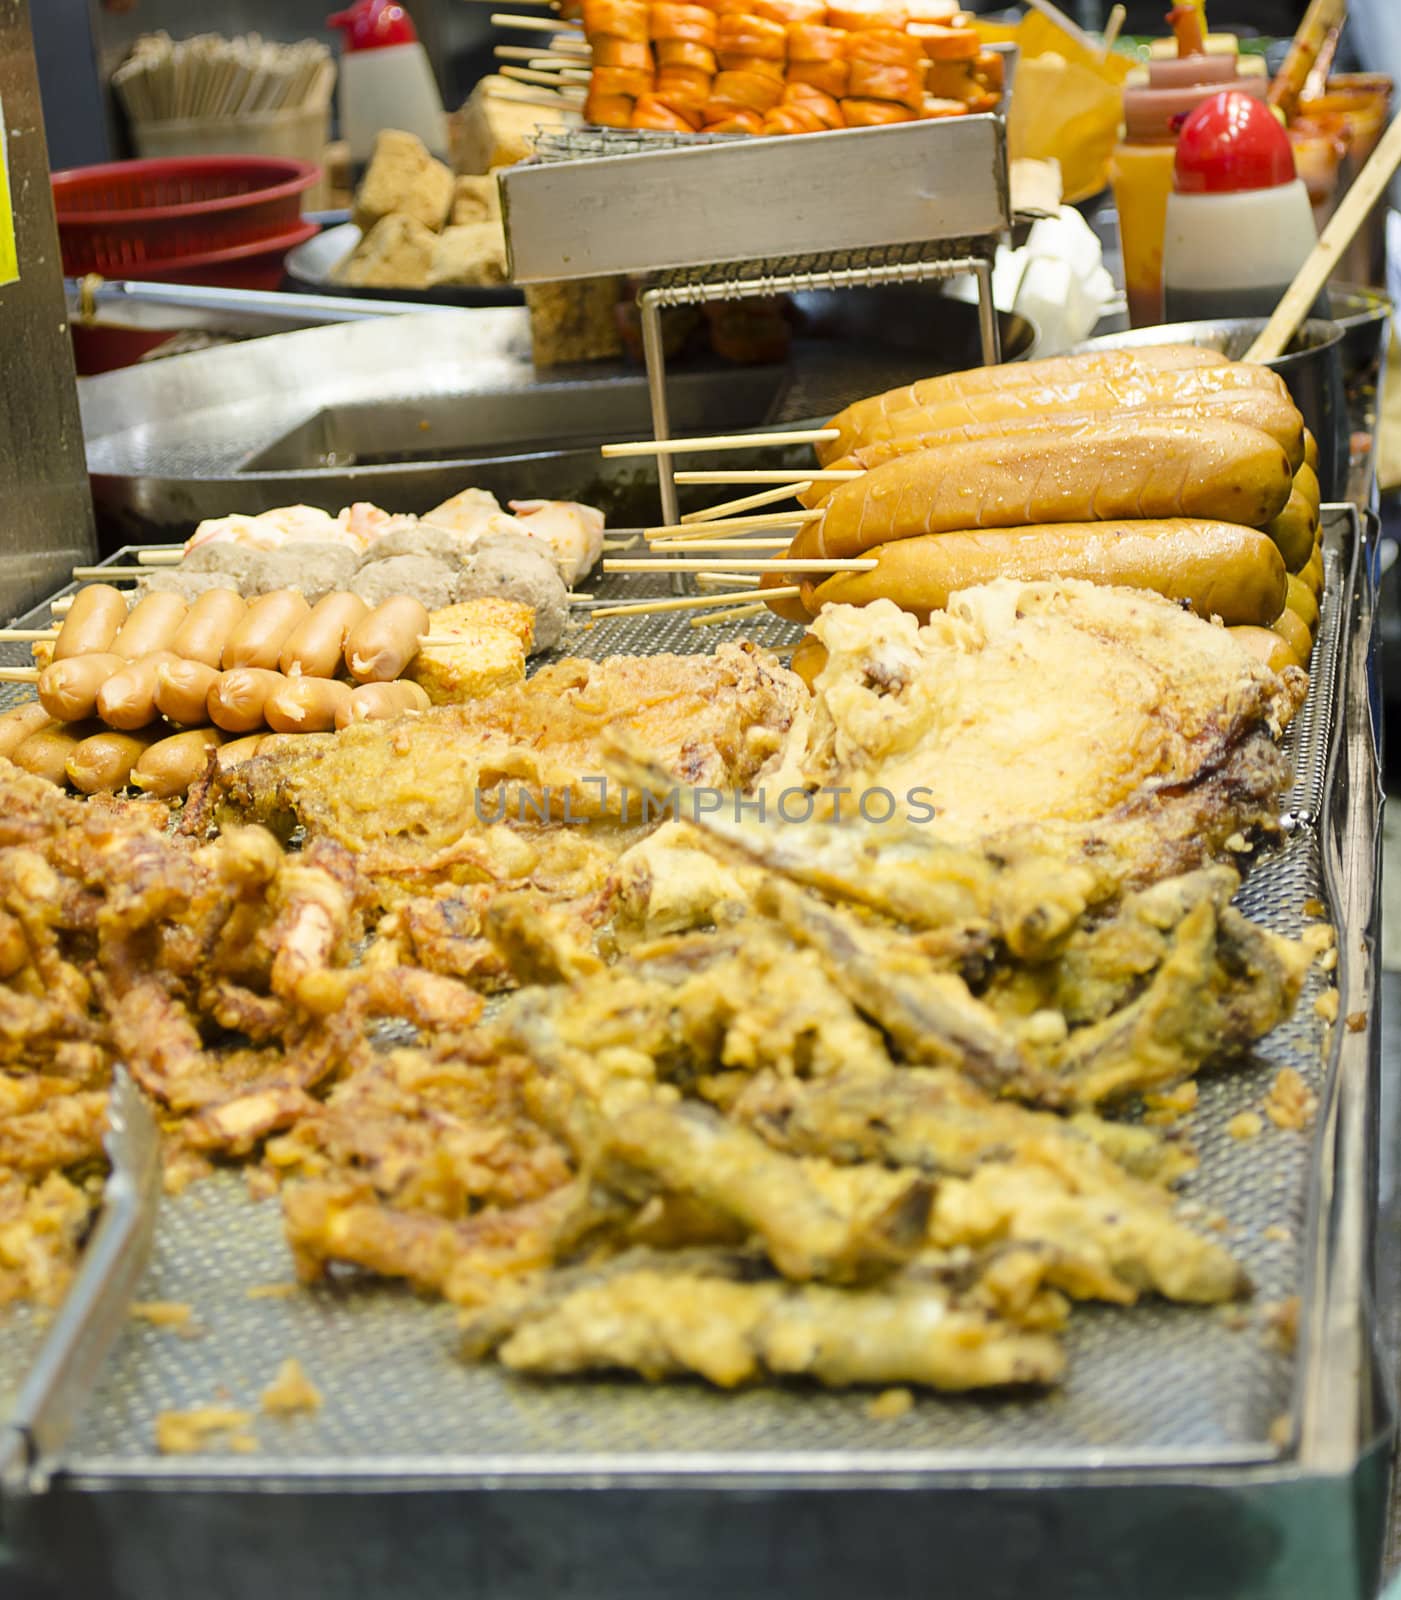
xmin=279 ymin=591 xmax=370 ymax=677
xmin=335 ymin=680 xmax=432 ymax=728
xmin=805 ymin=419 xmax=1293 ymax=558
xmin=264 ymin=678 xmax=355 ymax=734
xmin=38 ymin=654 xmax=126 ymax=723
xmin=790 ymin=520 xmax=1288 ymax=627
xmin=53 ymin=585 xmax=127 ymax=661
xmin=66 ymin=729 xmax=160 ymax=794
xmin=171 ymin=588 xmax=246 ymax=667
xmin=13 ymin=723 xmax=100 ymax=786
xmin=0 ymin=702 xmax=59 ymax=759
xmin=208 ymin=668 xmax=287 ymax=733
xmin=1272 ymin=607 xmax=1312 ymax=666
xmin=111 ymin=592 xmax=188 ymax=660
xmin=97 ymin=652 xmax=178 ymax=731
xmin=154 ymin=658 xmax=222 ymax=726
xmin=1229 ymin=626 xmax=1300 ymax=676
xmin=130 ymin=729 xmax=225 ymax=798
xmin=215 ymin=734 xmax=270 ymax=770
xmin=1262 ymin=488 xmax=1318 ymax=572
xmin=222 ymin=590 xmax=312 ymax=670
xmin=344 ymin=598 xmax=431 ymax=683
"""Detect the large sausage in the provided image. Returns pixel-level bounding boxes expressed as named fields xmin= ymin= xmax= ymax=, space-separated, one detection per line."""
xmin=53 ymin=585 xmax=128 ymax=661
xmin=819 ymin=363 xmax=1291 ymax=464
xmin=1292 ymin=460 xmax=1320 ymax=514
xmin=1229 ymin=626 xmax=1299 ymax=677
xmin=38 ymin=654 xmax=126 ymax=722
xmin=222 ymin=590 xmax=311 ymax=671
xmin=825 ymin=344 xmax=1230 ymax=458
xmin=1272 ymin=607 xmax=1312 ymax=667
xmin=344 ymin=598 xmax=430 ymax=683
xmin=171 ymin=589 xmax=246 ymax=667
xmin=791 ymin=520 xmax=1288 ymax=627
xmin=207 ymin=668 xmax=286 ymax=733
xmin=279 ymin=591 xmax=369 ymax=677
xmin=1261 ymin=487 xmax=1318 ymax=572
xmin=97 ymin=652 xmax=177 ymax=731
xmin=0 ymin=702 xmax=57 ymax=760
xmin=111 ymin=593 xmax=187 ymax=660
xmin=799 ymin=388 xmax=1308 ymax=506
xmin=130 ymin=729 xmax=225 ymax=799
xmin=807 ymin=419 xmax=1293 ymax=558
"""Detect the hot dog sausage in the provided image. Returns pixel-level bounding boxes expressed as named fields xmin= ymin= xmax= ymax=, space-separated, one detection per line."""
xmin=799 ymin=389 xmax=1308 ymax=507
xmin=1284 ymin=573 xmax=1319 ymax=636
xmin=0 ymin=701 xmax=58 ymax=760
xmin=820 ymin=361 xmax=1289 ymax=463
xmin=807 ymin=419 xmax=1293 ymax=559
xmin=344 ymin=598 xmax=430 ymax=683
xmin=154 ymin=658 xmax=222 ymax=726
xmin=798 ymin=520 xmax=1288 ymax=628
xmin=13 ymin=722 xmax=101 ymax=786
xmin=38 ymin=654 xmax=126 ymax=723
xmin=66 ymin=729 xmax=160 ymax=794
xmin=279 ymin=591 xmax=369 ymax=677
xmin=335 ymin=680 xmax=432 ymax=728
xmin=1303 ymin=429 xmax=1319 ymax=473
xmin=53 ymin=584 xmax=128 ymax=661
xmin=1292 ymin=461 xmax=1320 ymax=515
xmin=111 ymin=593 xmax=188 ymax=660
xmin=130 ymin=728 xmax=225 ymax=799
xmin=1229 ymin=626 xmax=1299 ymax=677
xmin=1272 ymin=607 xmax=1312 ymax=667
xmin=788 ymin=633 xmax=828 ymax=692
xmin=97 ymin=652 xmax=177 ymax=731
xmin=207 ymin=668 xmax=286 ymax=733
xmin=264 ymin=677 xmax=354 ymax=733
xmin=222 ymin=590 xmax=312 ymax=670
xmin=1299 ymin=546 xmax=1324 ymax=599
xmin=171 ymin=588 xmax=246 ymax=667
xmin=1261 ymin=488 xmax=1318 ymax=572
xmin=825 ymin=345 xmax=1230 ymax=457
xmin=215 ymin=734 xmax=269 ymax=770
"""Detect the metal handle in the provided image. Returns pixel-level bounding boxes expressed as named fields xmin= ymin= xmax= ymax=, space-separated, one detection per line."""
xmin=65 ymin=277 xmax=451 ymax=336
xmin=0 ymin=1071 xmax=161 ymax=1505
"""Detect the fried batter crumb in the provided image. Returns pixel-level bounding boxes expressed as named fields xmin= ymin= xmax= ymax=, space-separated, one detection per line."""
xmin=866 ymin=1387 xmax=914 ymax=1421
xmin=130 ymin=1301 xmax=195 ymax=1332
xmin=1226 ymin=1112 xmax=1263 ymax=1141
xmin=246 ymin=1283 xmax=299 ymax=1301
xmin=1314 ymin=989 xmax=1339 ymax=1024
xmin=1217 ymin=1305 xmax=1251 ymax=1331
xmin=1262 ymin=1297 xmax=1300 ymax=1353
xmin=1302 ymin=899 xmax=1327 ymax=919
xmin=1319 ymin=946 xmax=1338 ymax=973
xmin=1263 ymin=1068 xmax=1318 ymax=1132
xmin=1269 ymin=1413 xmax=1292 ymax=1451
xmin=155 ymin=1406 xmax=255 ymax=1455
xmin=1301 ymin=923 xmax=1336 ymax=959
xmin=1144 ymin=1082 xmax=1199 ymax=1125
xmin=1262 ymin=1225 xmax=1292 ymax=1244
xmin=1346 ymin=1010 xmax=1367 ymax=1033
xmin=261 ymin=1358 xmax=323 ymax=1417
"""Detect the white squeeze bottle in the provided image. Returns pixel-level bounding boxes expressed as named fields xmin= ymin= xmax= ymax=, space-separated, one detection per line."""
xmin=328 ymin=0 xmax=450 ymax=164
xmin=1163 ymin=89 xmax=1319 ymax=323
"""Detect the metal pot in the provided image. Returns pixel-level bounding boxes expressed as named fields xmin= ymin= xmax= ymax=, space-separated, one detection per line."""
xmin=1073 ymin=317 xmax=1349 ymax=501
xmin=1328 ymin=283 xmax=1392 ymax=394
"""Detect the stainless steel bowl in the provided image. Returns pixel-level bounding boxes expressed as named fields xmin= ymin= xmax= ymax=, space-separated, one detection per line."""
xmin=1073 ymin=317 xmax=1349 ymax=500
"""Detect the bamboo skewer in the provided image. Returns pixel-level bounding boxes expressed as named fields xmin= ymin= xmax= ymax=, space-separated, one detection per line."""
xmin=586 ymin=587 xmax=797 ymax=619
xmin=499 ymin=64 xmax=590 ymax=87
xmin=0 ymin=669 xmax=39 ymax=683
xmin=136 ymin=550 xmax=184 ymax=565
xmin=673 ymin=469 xmax=861 ymax=485
xmin=0 ymin=629 xmax=59 ymax=642
xmin=690 ymin=602 xmax=766 ymax=627
xmin=681 ymin=481 xmax=812 ymax=522
xmin=73 ymin=568 xmax=148 ymax=580
xmin=649 ymin=538 xmax=793 ymax=550
xmin=645 ymin=509 xmax=821 ymax=539
xmin=493 ymin=86 xmax=582 ymax=108
xmin=695 ymin=572 xmax=767 ymax=588
xmin=491 ymin=13 xmax=583 ymax=29
xmin=604 ymin=558 xmax=875 ymax=572
xmin=602 ymin=428 xmax=838 ymax=458
xmin=494 ymin=44 xmax=585 ymax=62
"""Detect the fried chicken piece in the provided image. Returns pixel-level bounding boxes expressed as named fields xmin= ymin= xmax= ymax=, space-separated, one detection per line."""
xmin=466 ymin=1252 xmax=1065 ymax=1391
xmin=0 ymin=1170 xmax=93 ymax=1306
xmin=0 ymin=1085 xmax=110 ymax=1176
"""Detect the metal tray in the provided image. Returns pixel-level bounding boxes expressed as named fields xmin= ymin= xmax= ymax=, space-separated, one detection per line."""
xmin=0 ymin=509 xmax=1389 ymax=1600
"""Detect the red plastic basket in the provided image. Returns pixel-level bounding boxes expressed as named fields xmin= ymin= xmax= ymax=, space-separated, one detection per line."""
xmin=52 ymin=156 xmax=319 ymax=276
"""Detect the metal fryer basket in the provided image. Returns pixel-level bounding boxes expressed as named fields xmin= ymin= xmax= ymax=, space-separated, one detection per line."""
xmin=0 ymin=512 xmax=1387 ymax=1600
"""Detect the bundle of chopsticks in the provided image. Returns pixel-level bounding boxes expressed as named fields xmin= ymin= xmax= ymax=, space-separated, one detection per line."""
xmin=585 ymin=425 xmax=862 ymax=626
xmin=112 ymin=32 xmax=335 ymax=125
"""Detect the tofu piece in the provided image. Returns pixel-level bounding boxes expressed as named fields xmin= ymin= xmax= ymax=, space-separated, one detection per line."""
xmin=428 ymin=222 xmax=509 ymax=288
xmin=452 ymin=174 xmax=502 ymax=225
xmin=408 ymin=598 xmax=534 ymax=703
xmin=352 ymin=129 xmax=454 ymax=233
xmin=455 ymin=76 xmax=580 ymax=174
xmin=525 ymin=278 xmax=624 ymax=365
xmin=334 ymin=214 xmax=436 ymax=290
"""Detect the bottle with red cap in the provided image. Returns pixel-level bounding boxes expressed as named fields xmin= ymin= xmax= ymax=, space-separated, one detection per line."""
xmin=1162 ymin=88 xmax=1320 ymax=324
xmin=327 ymin=0 xmax=448 ymax=164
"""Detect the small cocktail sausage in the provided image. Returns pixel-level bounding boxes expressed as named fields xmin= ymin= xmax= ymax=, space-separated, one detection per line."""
xmin=0 ymin=702 xmax=58 ymax=760
xmin=264 ymin=677 xmax=354 ymax=733
xmin=66 ymin=729 xmax=159 ymax=794
xmin=12 ymin=722 xmax=99 ymax=786
xmin=96 ymin=652 xmax=177 ymax=731
xmin=111 ymin=593 xmax=188 ymax=660
xmin=53 ymin=585 xmax=128 ymax=661
xmin=344 ymin=597 xmax=430 ymax=683
xmin=207 ymin=667 xmax=286 ymax=733
xmin=130 ymin=728 xmax=225 ymax=799
xmin=154 ymin=658 xmax=222 ymax=726
xmin=215 ymin=734 xmax=269 ymax=770
xmin=222 ymin=590 xmax=312 ymax=670
xmin=38 ymin=654 xmax=126 ymax=723
xmin=280 ymin=592 xmax=369 ymax=677
xmin=335 ymin=680 xmax=432 ymax=728
xmin=171 ymin=588 xmax=246 ymax=667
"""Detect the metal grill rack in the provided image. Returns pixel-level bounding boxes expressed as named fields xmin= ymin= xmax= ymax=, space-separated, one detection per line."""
xmin=500 ymin=116 xmax=1010 ymax=527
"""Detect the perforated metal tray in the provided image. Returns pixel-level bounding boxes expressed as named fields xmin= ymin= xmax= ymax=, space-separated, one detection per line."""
xmin=0 ymin=512 xmax=1389 ymax=1600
